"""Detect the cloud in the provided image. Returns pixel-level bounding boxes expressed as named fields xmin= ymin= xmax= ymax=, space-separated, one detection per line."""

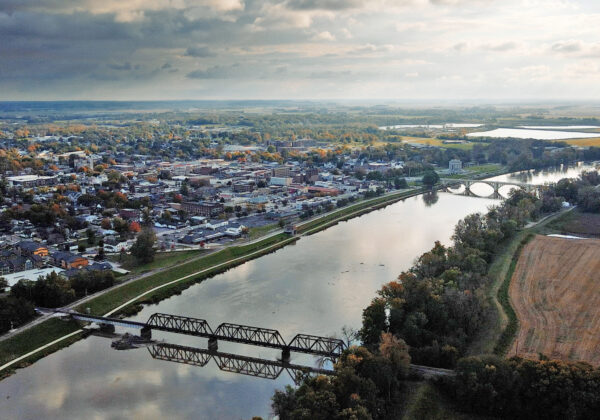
xmin=108 ymin=62 xmax=133 ymax=70
xmin=312 ymin=31 xmax=335 ymax=41
xmin=184 ymin=46 xmax=217 ymax=57
xmin=283 ymin=0 xmax=365 ymax=10
xmin=551 ymin=40 xmax=582 ymax=53
xmin=482 ymin=41 xmax=517 ymax=52
xmin=186 ymin=64 xmax=242 ymax=79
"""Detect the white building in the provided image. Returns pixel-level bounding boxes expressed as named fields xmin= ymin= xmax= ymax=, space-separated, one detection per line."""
xmin=449 ymin=159 xmax=462 ymax=174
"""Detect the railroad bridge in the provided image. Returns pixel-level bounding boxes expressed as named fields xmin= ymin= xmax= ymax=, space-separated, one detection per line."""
xmin=36 ymin=308 xmax=346 ymax=362
xmin=440 ymin=178 xmax=539 ymax=199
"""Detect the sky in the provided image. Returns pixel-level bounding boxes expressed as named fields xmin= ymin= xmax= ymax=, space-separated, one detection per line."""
xmin=1 ymin=0 xmax=600 ymax=101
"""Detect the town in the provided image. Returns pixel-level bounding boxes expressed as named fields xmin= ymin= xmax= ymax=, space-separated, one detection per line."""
xmin=0 ymin=116 xmax=488 ymax=296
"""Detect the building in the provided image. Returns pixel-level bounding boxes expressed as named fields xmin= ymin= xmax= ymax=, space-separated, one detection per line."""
xmin=7 ymin=175 xmax=58 ymax=188
xmin=272 ymin=166 xmax=292 ymax=177
xmin=16 ymin=241 xmax=49 ymax=258
xmin=180 ymin=201 xmax=224 ymax=217
xmin=50 ymin=251 xmax=89 ymax=270
xmin=449 ymin=159 xmax=462 ymax=174
xmin=270 ymin=177 xmax=292 ymax=186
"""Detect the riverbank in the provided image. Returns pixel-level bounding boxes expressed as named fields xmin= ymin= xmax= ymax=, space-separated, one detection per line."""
xmin=466 ymin=207 xmax=575 ymax=357
xmin=0 ymin=186 xmax=426 ymax=379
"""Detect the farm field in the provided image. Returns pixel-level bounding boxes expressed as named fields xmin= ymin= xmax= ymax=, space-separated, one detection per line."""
xmin=561 ymin=137 xmax=600 ymax=147
xmin=509 ymin=235 xmax=600 ymax=364
xmin=400 ymin=136 xmax=482 ymax=150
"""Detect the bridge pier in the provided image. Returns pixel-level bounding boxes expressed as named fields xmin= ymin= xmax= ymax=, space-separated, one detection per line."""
xmin=141 ymin=326 xmax=152 ymax=339
xmin=99 ymin=323 xmax=115 ymax=333
xmin=208 ymin=337 xmax=218 ymax=352
xmin=281 ymin=347 xmax=291 ymax=363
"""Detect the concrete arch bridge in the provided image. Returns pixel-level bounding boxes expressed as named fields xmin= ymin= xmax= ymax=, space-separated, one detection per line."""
xmin=440 ymin=178 xmax=540 ymax=199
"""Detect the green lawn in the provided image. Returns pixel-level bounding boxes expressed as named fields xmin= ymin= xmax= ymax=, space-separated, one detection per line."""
xmin=0 ymin=318 xmax=81 ymax=373
xmin=111 ymin=249 xmax=206 ymax=274
xmin=402 ymin=382 xmax=494 ymax=420
xmin=247 ymin=223 xmax=279 ymax=240
xmin=444 ymin=164 xmax=504 ymax=179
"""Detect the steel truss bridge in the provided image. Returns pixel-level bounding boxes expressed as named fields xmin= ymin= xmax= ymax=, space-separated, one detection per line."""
xmin=440 ymin=178 xmax=539 ymax=199
xmin=37 ymin=308 xmax=346 ymax=361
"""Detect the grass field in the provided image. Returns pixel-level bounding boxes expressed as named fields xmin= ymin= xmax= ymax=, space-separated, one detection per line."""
xmin=112 ymin=249 xmax=206 ymax=274
xmin=561 ymin=137 xmax=600 ymax=147
xmin=401 ymin=137 xmax=483 ymax=150
xmin=541 ymin=209 xmax=600 ymax=237
xmin=401 ymin=382 xmax=493 ymax=420
xmin=509 ymin=235 xmax=600 ymax=364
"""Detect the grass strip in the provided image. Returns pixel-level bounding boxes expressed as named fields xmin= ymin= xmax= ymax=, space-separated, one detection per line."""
xmin=0 ymin=318 xmax=81 ymax=376
xmin=493 ymin=233 xmax=534 ymax=356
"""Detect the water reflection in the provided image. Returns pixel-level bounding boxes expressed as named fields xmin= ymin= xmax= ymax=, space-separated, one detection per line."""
xmin=422 ymin=190 xmax=439 ymax=206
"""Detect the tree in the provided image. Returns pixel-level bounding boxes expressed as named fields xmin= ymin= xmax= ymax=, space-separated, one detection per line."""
xmin=86 ymin=228 xmax=95 ymax=245
xmin=130 ymin=228 xmax=156 ymax=264
xmin=422 ymin=170 xmax=439 ymax=187
xmin=393 ymin=177 xmax=408 ymax=189
xmin=101 ymin=218 xmax=112 ymax=230
xmin=129 ymin=221 xmax=141 ymax=233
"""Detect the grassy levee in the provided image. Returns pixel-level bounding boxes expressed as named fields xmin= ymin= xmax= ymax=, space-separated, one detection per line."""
xmin=297 ymin=188 xmax=424 ymax=235
xmin=493 ymin=233 xmax=534 ymax=356
xmin=466 ymin=229 xmax=529 ymax=356
xmin=402 ymin=382 xmax=491 ymax=420
xmin=0 ymin=319 xmax=81 ymax=378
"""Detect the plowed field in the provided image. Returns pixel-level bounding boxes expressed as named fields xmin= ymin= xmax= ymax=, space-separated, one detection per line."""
xmin=509 ymin=235 xmax=600 ymax=364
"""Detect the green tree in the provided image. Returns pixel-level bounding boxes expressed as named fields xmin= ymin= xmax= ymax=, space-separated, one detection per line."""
xmin=86 ymin=228 xmax=95 ymax=245
xmin=422 ymin=170 xmax=439 ymax=187
xmin=130 ymin=228 xmax=156 ymax=264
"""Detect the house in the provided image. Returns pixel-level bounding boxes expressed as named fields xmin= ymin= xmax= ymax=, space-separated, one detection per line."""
xmin=225 ymin=223 xmax=246 ymax=237
xmin=51 ymin=251 xmax=89 ymax=270
xmin=206 ymin=219 xmax=228 ymax=230
xmin=16 ymin=241 xmax=49 ymax=258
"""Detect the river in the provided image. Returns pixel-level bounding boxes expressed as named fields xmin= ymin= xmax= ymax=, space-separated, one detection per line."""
xmin=0 ymin=164 xmax=595 ymax=419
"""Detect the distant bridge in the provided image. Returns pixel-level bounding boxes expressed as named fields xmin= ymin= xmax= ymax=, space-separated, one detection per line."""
xmin=37 ymin=308 xmax=346 ymax=362
xmin=440 ymin=178 xmax=540 ymax=199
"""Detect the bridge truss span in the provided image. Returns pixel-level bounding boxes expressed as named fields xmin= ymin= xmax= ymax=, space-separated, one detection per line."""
xmin=213 ymin=323 xmax=287 ymax=348
xmin=288 ymin=334 xmax=345 ymax=358
xmin=147 ymin=313 xmax=213 ymax=336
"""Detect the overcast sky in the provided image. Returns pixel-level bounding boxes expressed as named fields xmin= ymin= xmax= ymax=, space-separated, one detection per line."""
xmin=1 ymin=0 xmax=600 ymax=101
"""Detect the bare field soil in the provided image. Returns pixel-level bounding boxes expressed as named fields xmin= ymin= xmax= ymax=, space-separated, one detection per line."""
xmin=509 ymin=235 xmax=600 ymax=365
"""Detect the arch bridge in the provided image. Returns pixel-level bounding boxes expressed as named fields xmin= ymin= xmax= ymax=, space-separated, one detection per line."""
xmin=440 ymin=178 xmax=539 ymax=199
